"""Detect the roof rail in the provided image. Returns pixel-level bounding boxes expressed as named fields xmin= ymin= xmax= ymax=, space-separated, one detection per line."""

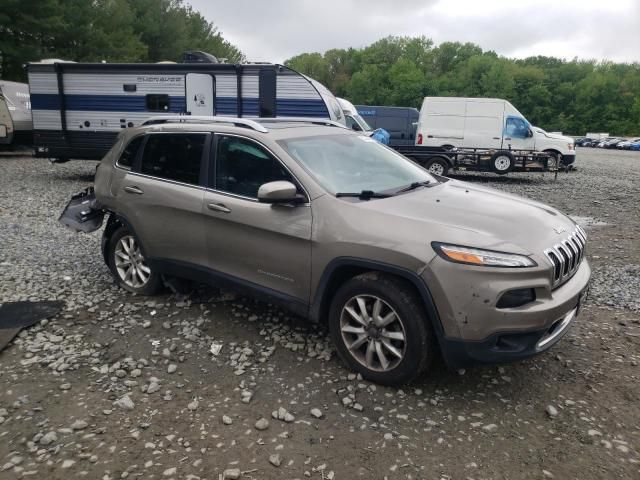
xmin=141 ymin=116 xmax=269 ymax=133
xmin=258 ymin=117 xmax=348 ymax=129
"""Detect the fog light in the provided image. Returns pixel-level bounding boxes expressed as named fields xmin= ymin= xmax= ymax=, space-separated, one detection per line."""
xmin=496 ymin=288 xmax=536 ymax=309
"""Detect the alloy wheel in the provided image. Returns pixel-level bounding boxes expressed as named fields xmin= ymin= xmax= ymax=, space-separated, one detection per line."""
xmin=114 ymin=235 xmax=151 ymax=288
xmin=339 ymin=294 xmax=407 ymax=372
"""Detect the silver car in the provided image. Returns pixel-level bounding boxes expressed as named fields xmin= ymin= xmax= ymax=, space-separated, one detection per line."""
xmin=61 ymin=117 xmax=591 ymax=385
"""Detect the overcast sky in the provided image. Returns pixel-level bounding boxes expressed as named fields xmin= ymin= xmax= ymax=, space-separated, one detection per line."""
xmin=187 ymin=0 xmax=639 ymax=64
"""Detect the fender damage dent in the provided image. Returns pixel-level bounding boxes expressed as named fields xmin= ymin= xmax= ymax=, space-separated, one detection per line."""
xmin=58 ymin=187 xmax=106 ymax=233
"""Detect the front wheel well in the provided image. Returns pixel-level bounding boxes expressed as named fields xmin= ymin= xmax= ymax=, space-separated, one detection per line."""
xmin=314 ymin=264 xmax=436 ymax=330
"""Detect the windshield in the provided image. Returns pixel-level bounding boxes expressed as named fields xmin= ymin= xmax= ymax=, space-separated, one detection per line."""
xmin=353 ymin=114 xmax=372 ymax=131
xmin=279 ymin=134 xmax=435 ymax=195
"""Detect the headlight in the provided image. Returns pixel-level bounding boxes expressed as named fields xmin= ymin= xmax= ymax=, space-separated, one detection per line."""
xmin=432 ymin=243 xmax=537 ymax=268
xmin=568 ymin=143 xmax=574 ymax=150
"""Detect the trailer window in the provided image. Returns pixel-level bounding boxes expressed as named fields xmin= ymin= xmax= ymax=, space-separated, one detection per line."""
xmin=140 ymin=133 xmax=206 ymax=185
xmin=146 ymin=94 xmax=170 ymax=112
xmin=117 ymin=136 xmax=144 ymax=169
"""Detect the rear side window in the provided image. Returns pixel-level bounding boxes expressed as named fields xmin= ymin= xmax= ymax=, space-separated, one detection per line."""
xmin=146 ymin=94 xmax=170 ymax=111
xmin=117 ymin=136 xmax=143 ymax=169
xmin=215 ymin=136 xmax=293 ymax=198
xmin=140 ymin=134 xmax=206 ymax=185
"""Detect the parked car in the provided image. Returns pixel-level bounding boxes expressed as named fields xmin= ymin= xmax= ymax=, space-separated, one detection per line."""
xmin=616 ymin=138 xmax=640 ymax=149
xmin=630 ymin=141 xmax=640 ymax=151
xmin=604 ymin=138 xmax=624 ymax=149
xmin=415 ymin=97 xmax=576 ymax=166
xmin=60 ymin=116 xmax=591 ymax=385
xmin=575 ymin=137 xmax=596 ymax=147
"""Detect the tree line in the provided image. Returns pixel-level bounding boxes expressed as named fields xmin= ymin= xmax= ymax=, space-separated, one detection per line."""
xmin=285 ymin=37 xmax=640 ymax=136
xmin=0 ymin=0 xmax=244 ymax=80
xmin=2 ymin=2 xmax=638 ymax=136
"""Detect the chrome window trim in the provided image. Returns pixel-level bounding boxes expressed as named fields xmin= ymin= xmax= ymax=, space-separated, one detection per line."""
xmin=123 ymin=170 xmax=206 ymax=191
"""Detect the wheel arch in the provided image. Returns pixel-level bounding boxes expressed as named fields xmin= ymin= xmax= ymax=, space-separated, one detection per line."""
xmin=101 ymin=212 xmax=147 ymax=265
xmin=310 ymin=258 xmax=444 ymax=336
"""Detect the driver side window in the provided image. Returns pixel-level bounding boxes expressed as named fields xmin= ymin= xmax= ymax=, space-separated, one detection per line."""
xmin=215 ymin=136 xmax=294 ymax=198
xmin=505 ymin=117 xmax=529 ymax=139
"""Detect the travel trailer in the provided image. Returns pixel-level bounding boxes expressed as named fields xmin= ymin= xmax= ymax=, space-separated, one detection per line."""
xmin=415 ymin=97 xmax=575 ymax=166
xmin=0 ymin=80 xmax=33 ymax=148
xmin=27 ymin=52 xmax=345 ymax=160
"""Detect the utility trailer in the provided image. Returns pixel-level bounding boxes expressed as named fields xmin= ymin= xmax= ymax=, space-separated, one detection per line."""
xmin=394 ymin=145 xmax=559 ymax=177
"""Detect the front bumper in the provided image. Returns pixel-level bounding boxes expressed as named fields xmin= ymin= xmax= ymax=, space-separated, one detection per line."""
xmin=561 ymin=153 xmax=576 ymax=165
xmin=423 ymin=257 xmax=591 ymax=369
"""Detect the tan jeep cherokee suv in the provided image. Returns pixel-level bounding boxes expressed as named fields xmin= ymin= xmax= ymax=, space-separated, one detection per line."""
xmin=61 ymin=117 xmax=591 ymax=385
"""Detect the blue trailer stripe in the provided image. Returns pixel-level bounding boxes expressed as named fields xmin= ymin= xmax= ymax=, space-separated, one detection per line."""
xmin=276 ymin=98 xmax=329 ymax=117
xmin=31 ymin=94 xmax=186 ymax=112
xmin=30 ymin=94 xmax=330 ymax=118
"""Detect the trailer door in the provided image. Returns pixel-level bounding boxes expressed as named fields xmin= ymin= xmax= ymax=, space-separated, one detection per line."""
xmin=186 ymin=73 xmax=215 ymax=116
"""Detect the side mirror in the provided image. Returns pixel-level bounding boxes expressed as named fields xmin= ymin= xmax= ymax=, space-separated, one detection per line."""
xmin=257 ymin=181 xmax=303 ymax=204
xmin=527 ymin=129 xmax=534 ymax=138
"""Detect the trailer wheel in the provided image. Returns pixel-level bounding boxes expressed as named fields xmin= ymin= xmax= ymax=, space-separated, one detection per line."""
xmin=490 ymin=151 xmax=514 ymax=175
xmin=425 ymin=157 xmax=450 ymax=176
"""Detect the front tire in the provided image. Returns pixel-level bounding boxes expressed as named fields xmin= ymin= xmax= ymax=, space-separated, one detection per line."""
xmin=107 ymin=227 xmax=162 ymax=295
xmin=328 ymin=273 xmax=435 ymax=386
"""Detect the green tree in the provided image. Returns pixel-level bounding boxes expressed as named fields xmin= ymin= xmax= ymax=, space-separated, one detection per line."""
xmin=0 ymin=0 xmax=243 ymax=81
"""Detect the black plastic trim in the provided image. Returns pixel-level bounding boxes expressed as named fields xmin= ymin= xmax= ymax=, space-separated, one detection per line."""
xmin=148 ymin=257 xmax=309 ymax=318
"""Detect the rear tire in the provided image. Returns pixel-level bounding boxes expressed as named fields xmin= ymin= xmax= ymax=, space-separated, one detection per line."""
xmin=328 ymin=272 xmax=435 ymax=386
xmin=424 ymin=157 xmax=450 ymax=176
xmin=490 ymin=150 xmax=514 ymax=175
xmin=107 ymin=226 xmax=162 ymax=295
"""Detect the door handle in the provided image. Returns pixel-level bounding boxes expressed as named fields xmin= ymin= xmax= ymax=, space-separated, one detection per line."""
xmin=504 ymin=137 xmax=512 ymax=141
xmin=207 ymin=203 xmax=231 ymax=213
xmin=492 ymin=137 xmax=501 ymax=140
xmin=124 ymin=186 xmax=144 ymax=195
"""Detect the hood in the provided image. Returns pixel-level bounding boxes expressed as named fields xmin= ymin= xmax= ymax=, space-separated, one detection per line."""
xmin=534 ymin=127 xmax=573 ymax=143
xmin=350 ymin=179 xmax=577 ymax=257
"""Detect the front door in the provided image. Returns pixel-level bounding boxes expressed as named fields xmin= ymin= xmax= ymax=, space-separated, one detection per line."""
xmin=202 ymin=134 xmax=312 ymax=303
xmin=111 ymin=132 xmax=209 ymax=266
xmin=186 ymin=73 xmax=215 ymax=116
xmin=503 ymin=116 xmax=535 ymax=151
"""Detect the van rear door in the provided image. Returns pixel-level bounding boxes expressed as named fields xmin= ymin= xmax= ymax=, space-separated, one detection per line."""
xmin=462 ymin=99 xmax=504 ymax=149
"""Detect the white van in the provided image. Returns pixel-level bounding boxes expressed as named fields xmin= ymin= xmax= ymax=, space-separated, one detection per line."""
xmin=337 ymin=97 xmax=372 ymax=132
xmin=416 ymin=97 xmax=575 ymax=165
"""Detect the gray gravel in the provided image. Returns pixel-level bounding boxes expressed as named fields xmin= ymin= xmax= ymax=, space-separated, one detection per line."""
xmin=0 ymin=148 xmax=639 ymax=479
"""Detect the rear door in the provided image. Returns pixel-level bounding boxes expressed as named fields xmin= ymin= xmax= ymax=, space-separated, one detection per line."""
xmin=202 ymin=133 xmax=312 ymax=303
xmin=186 ymin=73 xmax=215 ymax=116
xmin=111 ymin=132 xmax=209 ymax=266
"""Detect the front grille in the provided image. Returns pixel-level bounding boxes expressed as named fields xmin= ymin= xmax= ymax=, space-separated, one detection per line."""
xmin=544 ymin=226 xmax=587 ymax=288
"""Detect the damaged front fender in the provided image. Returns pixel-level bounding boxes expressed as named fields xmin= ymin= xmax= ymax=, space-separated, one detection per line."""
xmin=58 ymin=187 xmax=105 ymax=233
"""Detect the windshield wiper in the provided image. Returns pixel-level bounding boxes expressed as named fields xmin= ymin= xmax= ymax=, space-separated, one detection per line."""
xmin=395 ymin=180 xmax=431 ymax=194
xmin=336 ymin=190 xmax=391 ymax=200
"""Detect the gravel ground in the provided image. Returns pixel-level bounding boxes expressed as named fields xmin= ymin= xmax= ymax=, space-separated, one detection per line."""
xmin=0 ymin=147 xmax=639 ymax=480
